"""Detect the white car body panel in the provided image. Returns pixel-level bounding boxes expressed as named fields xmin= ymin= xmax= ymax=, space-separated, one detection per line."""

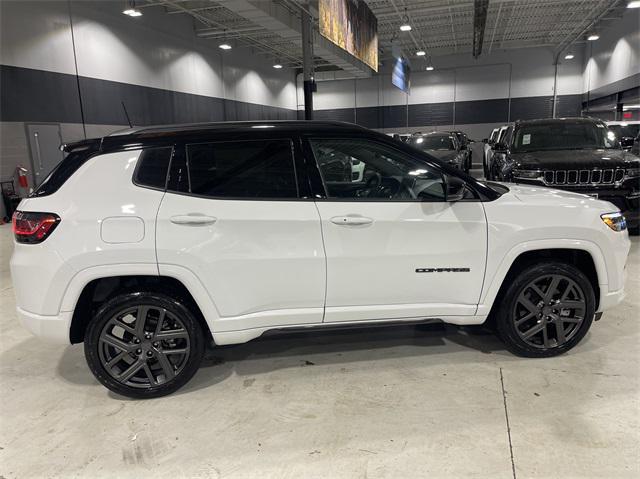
xmin=155 ymin=192 xmax=327 ymax=331
xmin=314 ymin=201 xmax=487 ymax=322
xmin=9 ymin=147 xmax=631 ymax=346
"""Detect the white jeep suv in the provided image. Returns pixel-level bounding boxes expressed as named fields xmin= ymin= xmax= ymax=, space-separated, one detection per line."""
xmin=11 ymin=121 xmax=630 ymax=398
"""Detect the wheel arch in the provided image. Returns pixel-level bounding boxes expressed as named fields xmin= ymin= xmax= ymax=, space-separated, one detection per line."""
xmin=479 ymin=240 xmax=607 ymax=320
xmin=68 ymin=273 xmax=216 ymax=344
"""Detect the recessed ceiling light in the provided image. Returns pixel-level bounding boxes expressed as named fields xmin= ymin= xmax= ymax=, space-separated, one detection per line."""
xmin=564 ymin=53 xmax=574 ymax=59
xmin=219 ymin=43 xmax=232 ymax=50
xmin=587 ymin=34 xmax=600 ymax=41
xmin=416 ymin=50 xmax=426 ymax=56
xmin=273 ymin=64 xmax=283 ymax=69
xmin=400 ymin=24 xmax=412 ymax=31
xmin=627 ymin=1 xmax=640 ymax=8
xmin=123 ymin=8 xmax=142 ymax=17
xmin=426 ymin=65 xmax=434 ymax=71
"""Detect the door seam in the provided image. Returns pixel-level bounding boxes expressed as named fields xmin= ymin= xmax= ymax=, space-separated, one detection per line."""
xmin=312 ymin=201 xmax=329 ymax=323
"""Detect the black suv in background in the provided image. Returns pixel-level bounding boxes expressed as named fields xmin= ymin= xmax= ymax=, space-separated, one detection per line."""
xmin=409 ymin=132 xmax=469 ymax=173
xmin=490 ymin=117 xmax=640 ymax=229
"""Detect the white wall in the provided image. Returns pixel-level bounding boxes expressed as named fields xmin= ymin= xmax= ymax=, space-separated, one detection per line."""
xmin=307 ymin=46 xmax=585 ymax=112
xmin=0 ymin=0 xmax=297 ymax=110
xmin=583 ymin=10 xmax=640 ymax=95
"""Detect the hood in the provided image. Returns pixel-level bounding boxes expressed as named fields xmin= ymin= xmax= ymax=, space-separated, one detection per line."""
xmin=498 ymin=182 xmax=619 ymax=212
xmin=424 ymin=149 xmax=458 ymax=162
xmin=510 ymin=148 xmax=639 ymax=169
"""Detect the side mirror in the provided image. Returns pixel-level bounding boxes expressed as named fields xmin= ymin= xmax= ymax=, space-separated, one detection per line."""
xmin=446 ymin=175 xmax=466 ymax=202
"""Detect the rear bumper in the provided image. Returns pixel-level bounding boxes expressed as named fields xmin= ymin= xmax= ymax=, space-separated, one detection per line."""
xmin=16 ymin=307 xmax=72 ymax=345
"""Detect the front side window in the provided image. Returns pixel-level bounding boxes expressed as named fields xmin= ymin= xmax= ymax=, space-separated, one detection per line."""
xmin=310 ymin=138 xmax=446 ymax=201
xmin=186 ymin=140 xmax=298 ymax=199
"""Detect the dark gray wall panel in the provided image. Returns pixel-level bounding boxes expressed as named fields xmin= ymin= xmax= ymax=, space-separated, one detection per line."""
xmin=454 ymin=99 xmax=509 ymax=124
xmin=314 ymin=108 xmax=356 ymax=123
xmin=380 ymin=105 xmax=407 ymax=129
xmin=1 ymin=64 xmax=296 ymax=125
xmin=510 ymin=96 xmax=554 ymax=121
xmin=555 ymin=94 xmax=582 ymax=117
xmin=355 ymin=106 xmax=383 ymax=128
xmin=409 ymin=102 xmax=454 ymax=127
xmin=0 ymin=65 xmax=83 ymax=123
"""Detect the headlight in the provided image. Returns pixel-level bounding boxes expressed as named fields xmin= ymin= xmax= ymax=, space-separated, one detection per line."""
xmin=513 ymin=169 xmax=542 ymax=179
xmin=625 ymin=168 xmax=640 ymax=178
xmin=601 ymin=212 xmax=627 ymax=232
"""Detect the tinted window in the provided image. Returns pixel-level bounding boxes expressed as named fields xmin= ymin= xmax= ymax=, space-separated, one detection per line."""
xmin=512 ymin=122 xmax=618 ymax=152
xmin=31 ymin=145 xmax=98 ymax=197
xmin=310 ymin=138 xmax=446 ymax=201
xmin=135 ymin=147 xmax=173 ymax=189
xmin=186 ymin=140 xmax=298 ymax=199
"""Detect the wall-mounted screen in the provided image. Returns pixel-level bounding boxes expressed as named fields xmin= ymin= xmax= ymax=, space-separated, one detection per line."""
xmin=319 ymin=0 xmax=379 ymax=72
xmin=392 ymin=56 xmax=411 ymax=93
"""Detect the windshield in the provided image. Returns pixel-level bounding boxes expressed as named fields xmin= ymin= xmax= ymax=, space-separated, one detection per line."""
xmin=512 ymin=122 xmax=618 ymax=152
xmin=411 ymin=135 xmax=455 ymax=150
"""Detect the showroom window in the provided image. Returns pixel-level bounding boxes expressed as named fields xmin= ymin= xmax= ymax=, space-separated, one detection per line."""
xmin=309 ymin=138 xmax=446 ymax=201
xmin=134 ymin=147 xmax=173 ymax=189
xmin=185 ymin=140 xmax=299 ymax=199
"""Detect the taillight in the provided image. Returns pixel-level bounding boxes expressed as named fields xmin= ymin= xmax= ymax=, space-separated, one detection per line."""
xmin=12 ymin=211 xmax=60 ymax=244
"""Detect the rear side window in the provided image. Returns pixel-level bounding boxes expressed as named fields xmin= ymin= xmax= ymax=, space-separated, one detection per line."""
xmin=134 ymin=147 xmax=173 ymax=189
xmin=185 ymin=140 xmax=298 ymax=199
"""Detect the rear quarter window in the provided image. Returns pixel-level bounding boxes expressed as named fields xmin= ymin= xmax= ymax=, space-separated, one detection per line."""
xmin=134 ymin=147 xmax=173 ymax=189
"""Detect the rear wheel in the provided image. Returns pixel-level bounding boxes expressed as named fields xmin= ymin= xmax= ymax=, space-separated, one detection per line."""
xmin=84 ymin=292 xmax=205 ymax=398
xmin=496 ymin=263 xmax=595 ymax=357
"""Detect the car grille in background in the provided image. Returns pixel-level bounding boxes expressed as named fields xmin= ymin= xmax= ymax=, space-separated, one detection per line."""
xmin=543 ymin=168 xmax=624 ymax=185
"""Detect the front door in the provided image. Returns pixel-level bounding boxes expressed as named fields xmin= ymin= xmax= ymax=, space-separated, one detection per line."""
xmin=307 ymin=137 xmax=487 ymax=323
xmin=156 ymin=138 xmax=326 ymax=333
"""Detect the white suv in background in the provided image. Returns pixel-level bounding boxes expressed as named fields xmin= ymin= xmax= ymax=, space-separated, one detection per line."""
xmin=11 ymin=121 xmax=630 ymax=398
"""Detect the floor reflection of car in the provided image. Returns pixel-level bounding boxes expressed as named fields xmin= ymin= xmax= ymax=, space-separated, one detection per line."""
xmin=409 ymin=132 xmax=469 ymax=172
xmin=491 ymin=117 xmax=640 ymax=230
xmin=607 ymin=121 xmax=640 ymax=150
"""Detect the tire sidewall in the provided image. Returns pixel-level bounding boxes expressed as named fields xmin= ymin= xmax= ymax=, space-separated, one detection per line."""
xmin=84 ymin=292 xmax=205 ymax=399
xmin=497 ymin=262 xmax=596 ymax=358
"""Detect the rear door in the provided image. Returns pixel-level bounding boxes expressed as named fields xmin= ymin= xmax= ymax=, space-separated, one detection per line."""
xmin=156 ymin=137 xmax=326 ymax=332
xmin=305 ymin=136 xmax=487 ymax=323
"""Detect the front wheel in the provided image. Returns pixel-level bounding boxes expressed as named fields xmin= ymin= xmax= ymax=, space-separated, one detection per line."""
xmin=84 ymin=292 xmax=205 ymax=398
xmin=496 ymin=263 xmax=595 ymax=357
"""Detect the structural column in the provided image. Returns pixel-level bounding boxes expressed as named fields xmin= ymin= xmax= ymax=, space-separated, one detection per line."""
xmin=301 ymin=9 xmax=315 ymax=120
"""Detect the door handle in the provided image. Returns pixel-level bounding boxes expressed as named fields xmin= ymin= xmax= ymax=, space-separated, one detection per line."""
xmin=170 ymin=214 xmax=217 ymax=225
xmin=330 ymin=215 xmax=374 ymax=226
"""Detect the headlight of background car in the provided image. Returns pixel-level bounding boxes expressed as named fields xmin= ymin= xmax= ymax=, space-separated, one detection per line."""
xmin=625 ymin=168 xmax=640 ymax=178
xmin=601 ymin=212 xmax=627 ymax=232
xmin=513 ymin=169 xmax=542 ymax=179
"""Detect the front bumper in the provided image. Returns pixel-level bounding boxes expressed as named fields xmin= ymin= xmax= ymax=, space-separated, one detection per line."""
xmin=16 ymin=307 xmax=73 ymax=344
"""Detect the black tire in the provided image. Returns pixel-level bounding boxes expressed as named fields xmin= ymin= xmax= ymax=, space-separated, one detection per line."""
xmin=84 ymin=292 xmax=205 ymax=399
xmin=496 ymin=262 xmax=595 ymax=358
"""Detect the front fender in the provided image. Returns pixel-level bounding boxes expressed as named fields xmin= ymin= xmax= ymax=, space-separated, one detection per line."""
xmin=476 ymin=239 xmax=608 ymax=316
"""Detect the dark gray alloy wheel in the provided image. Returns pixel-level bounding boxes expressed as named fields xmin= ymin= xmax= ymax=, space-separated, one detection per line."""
xmin=85 ymin=292 xmax=204 ymax=399
xmin=496 ymin=262 xmax=595 ymax=358
xmin=513 ymin=274 xmax=586 ymax=349
xmin=98 ymin=305 xmax=191 ymax=388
